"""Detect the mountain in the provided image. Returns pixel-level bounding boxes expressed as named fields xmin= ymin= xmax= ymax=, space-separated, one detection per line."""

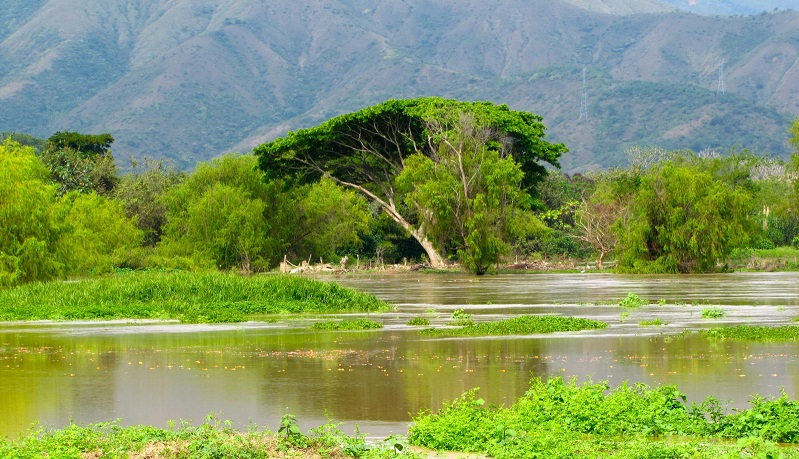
xmin=0 ymin=1 xmax=797 ymax=171
xmin=659 ymin=0 xmax=797 ymax=16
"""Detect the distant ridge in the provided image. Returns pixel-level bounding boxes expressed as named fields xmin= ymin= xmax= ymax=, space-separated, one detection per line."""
xmin=0 ymin=0 xmax=797 ymax=171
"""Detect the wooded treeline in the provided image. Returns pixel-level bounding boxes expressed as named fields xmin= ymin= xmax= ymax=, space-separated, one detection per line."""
xmin=2 ymin=99 xmax=798 ymax=286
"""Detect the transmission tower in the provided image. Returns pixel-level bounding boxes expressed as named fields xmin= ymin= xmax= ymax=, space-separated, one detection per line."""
xmin=716 ymin=60 xmax=725 ymax=97
xmin=579 ymin=67 xmax=588 ymax=120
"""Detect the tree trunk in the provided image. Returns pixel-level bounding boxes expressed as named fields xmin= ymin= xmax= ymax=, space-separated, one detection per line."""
xmin=597 ymin=251 xmax=605 ymax=270
xmin=415 ymin=233 xmax=446 ymax=269
xmin=331 ymin=178 xmax=447 ymax=269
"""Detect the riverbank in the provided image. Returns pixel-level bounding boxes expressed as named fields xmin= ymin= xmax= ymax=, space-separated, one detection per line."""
xmin=5 ymin=375 xmax=799 ymax=459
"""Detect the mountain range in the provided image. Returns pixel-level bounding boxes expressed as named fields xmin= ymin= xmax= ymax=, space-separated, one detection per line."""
xmin=1 ymin=0 xmax=797 ymax=171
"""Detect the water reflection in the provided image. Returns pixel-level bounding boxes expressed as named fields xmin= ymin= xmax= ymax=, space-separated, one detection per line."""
xmin=1 ymin=273 xmax=798 ymax=438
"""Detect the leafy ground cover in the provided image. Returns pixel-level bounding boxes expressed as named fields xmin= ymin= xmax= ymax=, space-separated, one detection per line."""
xmin=409 ymin=376 xmax=799 ymax=459
xmin=0 ymin=416 xmax=420 ymax=459
xmin=0 ymin=271 xmax=389 ymax=323
xmin=312 ymin=319 xmax=384 ymax=330
xmin=420 ymin=315 xmax=607 ymax=337
xmin=701 ymin=325 xmax=799 ymax=341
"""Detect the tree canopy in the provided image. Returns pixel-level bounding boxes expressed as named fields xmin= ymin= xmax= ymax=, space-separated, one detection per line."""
xmin=254 ymin=97 xmax=566 ymax=270
xmin=42 ymin=131 xmax=118 ymax=195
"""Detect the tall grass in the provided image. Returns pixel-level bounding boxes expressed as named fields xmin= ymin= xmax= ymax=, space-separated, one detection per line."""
xmin=0 ymin=271 xmax=389 ymax=323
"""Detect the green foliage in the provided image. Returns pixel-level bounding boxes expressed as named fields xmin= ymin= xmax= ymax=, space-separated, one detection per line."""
xmin=0 ymin=271 xmax=389 ymax=323
xmin=277 ymin=413 xmax=307 ymax=449
xmin=406 ymin=317 xmax=430 ymax=326
xmin=701 ymin=307 xmax=726 ymax=318
xmin=312 ymin=319 xmax=384 ymax=330
xmin=159 ymin=154 xmax=285 ymax=272
xmin=450 ymin=308 xmax=474 ymax=326
xmin=409 ymin=376 xmax=799 ymax=458
xmin=1 ymin=132 xmax=46 ymax=152
xmin=159 ymin=154 xmax=368 ymax=271
xmin=619 ymin=293 xmax=647 ymax=308
xmin=700 ymin=325 xmax=799 ymax=341
xmin=0 ymin=416 xmax=422 ymax=459
xmin=255 ymin=97 xmax=565 ymax=271
xmin=57 ymin=192 xmax=143 ymax=274
xmin=639 ymin=318 xmax=665 ymax=326
xmin=790 ymin=117 xmax=799 ymax=154
xmin=47 ymin=131 xmax=114 ymax=157
xmin=41 ymin=132 xmax=118 ymax=196
xmin=114 ymin=158 xmax=185 ymax=246
xmin=421 ymin=315 xmax=607 ymax=337
xmin=287 ymin=178 xmax=371 ymax=261
xmin=0 ymin=140 xmax=65 ymax=286
xmin=616 ymin=153 xmax=753 ymax=273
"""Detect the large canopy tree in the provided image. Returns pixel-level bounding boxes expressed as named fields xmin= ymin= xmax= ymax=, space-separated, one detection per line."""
xmin=254 ymin=97 xmax=566 ymax=269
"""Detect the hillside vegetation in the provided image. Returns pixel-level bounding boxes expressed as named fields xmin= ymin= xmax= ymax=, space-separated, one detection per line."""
xmin=0 ymin=1 xmax=797 ymax=170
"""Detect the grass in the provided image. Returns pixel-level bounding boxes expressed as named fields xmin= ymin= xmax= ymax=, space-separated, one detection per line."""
xmin=0 ymin=416 xmax=421 ymax=459
xmin=701 ymin=325 xmax=799 ymax=342
xmin=420 ymin=315 xmax=607 ymax=337
xmin=312 ymin=319 xmax=383 ymax=330
xmin=0 ymin=271 xmax=389 ymax=323
xmin=409 ymin=376 xmax=799 ymax=459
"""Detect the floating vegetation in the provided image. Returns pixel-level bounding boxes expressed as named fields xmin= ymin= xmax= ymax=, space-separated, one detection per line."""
xmin=0 ymin=271 xmax=389 ymax=323
xmin=407 ymin=317 xmax=430 ymax=326
xmin=701 ymin=307 xmax=726 ymax=319
xmin=312 ymin=319 xmax=383 ymax=331
xmin=449 ymin=308 xmax=474 ymax=326
xmin=619 ymin=293 xmax=647 ymax=308
xmin=421 ymin=315 xmax=607 ymax=337
xmin=701 ymin=325 xmax=799 ymax=342
xmin=639 ymin=318 xmax=666 ymax=326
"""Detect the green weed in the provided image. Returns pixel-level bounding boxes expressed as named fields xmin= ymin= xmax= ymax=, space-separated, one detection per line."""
xmin=421 ymin=315 xmax=607 ymax=337
xmin=407 ymin=317 xmax=430 ymax=326
xmin=701 ymin=307 xmax=726 ymax=319
xmin=312 ymin=319 xmax=383 ymax=330
xmin=700 ymin=325 xmax=799 ymax=342
xmin=409 ymin=376 xmax=799 ymax=459
xmin=619 ymin=293 xmax=647 ymax=308
xmin=450 ymin=308 xmax=474 ymax=326
xmin=639 ymin=318 xmax=666 ymax=326
xmin=0 ymin=271 xmax=389 ymax=323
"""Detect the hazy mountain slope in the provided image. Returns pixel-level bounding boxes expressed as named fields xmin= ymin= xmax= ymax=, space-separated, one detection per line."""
xmin=0 ymin=0 xmax=797 ymax=171
xmin=659 ymin=0 xmax=798 ymax=15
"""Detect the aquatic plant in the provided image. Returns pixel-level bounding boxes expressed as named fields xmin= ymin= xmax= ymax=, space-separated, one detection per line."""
xmin=639 ymin=318 xmax=666 ymax=326
xmin=407 ymin=317 xmax=430 ymax=326
xmin=619 ymin=293 xmax=647 ymax=308
xmin=312 ymin=319 xmax=383 ymax=330
xmin=700 ymin=325 xmax=799 ymax=342
xmin=0 ymin=271 xmax=389 ymax=323
xmin=421 ymin=315 xmax=607 ymax=337
xmin=701 ymin=307 xmax=726 ymax=319
xmin=449 ymin=308 xmax=474 ymax=326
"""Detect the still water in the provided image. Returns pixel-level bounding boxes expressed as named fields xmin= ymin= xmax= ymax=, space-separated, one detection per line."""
xmin=2 ymin=272 xmax=799 ymax=438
